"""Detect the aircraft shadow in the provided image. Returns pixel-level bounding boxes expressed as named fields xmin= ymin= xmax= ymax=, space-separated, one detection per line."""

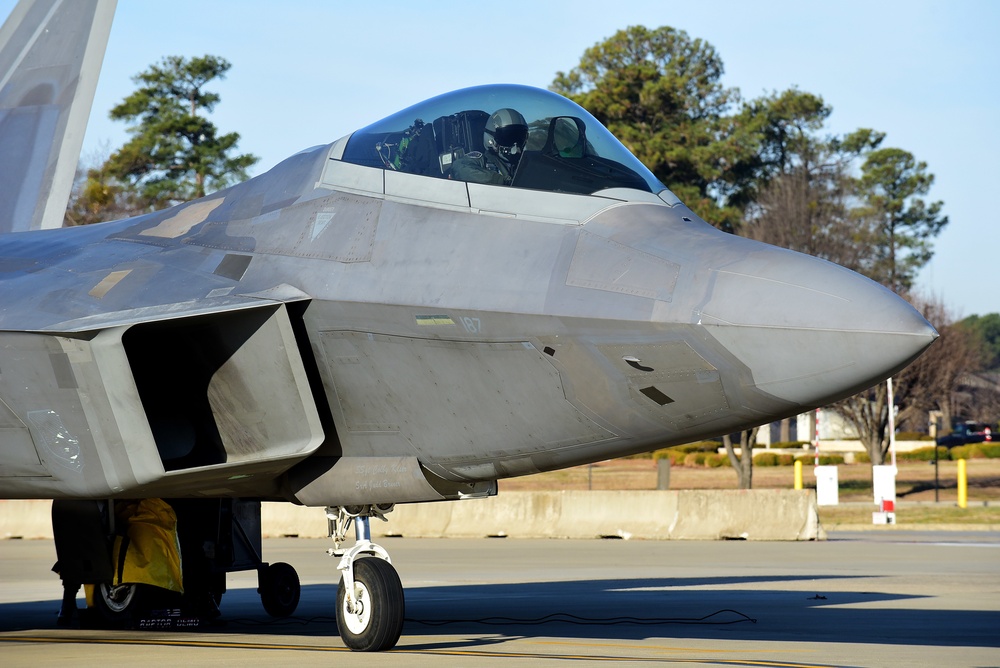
xmin=3 ymin=574 xmax=997 ymax=650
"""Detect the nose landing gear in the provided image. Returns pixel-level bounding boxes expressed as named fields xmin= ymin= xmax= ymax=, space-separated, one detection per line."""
xmin=327 ymin=505 xmax=404 ymax=651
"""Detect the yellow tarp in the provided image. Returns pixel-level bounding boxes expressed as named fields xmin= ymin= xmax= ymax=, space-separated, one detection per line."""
xmin=110 ymin=498 xmax=184 ymax=594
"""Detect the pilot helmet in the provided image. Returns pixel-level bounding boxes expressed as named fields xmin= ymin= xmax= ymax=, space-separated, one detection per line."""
xmin=484 ymin=108 xmax=528 ymax=158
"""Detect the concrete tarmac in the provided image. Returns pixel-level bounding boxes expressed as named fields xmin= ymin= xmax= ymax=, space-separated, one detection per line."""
xmin=0 ymin=532 xmax=997 ymax=667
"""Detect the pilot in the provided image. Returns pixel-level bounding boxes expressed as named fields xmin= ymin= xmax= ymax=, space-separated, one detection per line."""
xmin=451 ymin=108 xmax=528 ymax=185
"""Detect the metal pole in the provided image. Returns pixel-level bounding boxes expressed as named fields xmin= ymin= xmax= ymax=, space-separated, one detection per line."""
xmin=354 ymin=514 xmax=371 ymax=543
xmin=934 ymin=443 xmax=940 ymax=503
xmin=930 ymin=412 xmax=939 ymax=503
xmin=656 ymin=458 xmax=671 ymax=490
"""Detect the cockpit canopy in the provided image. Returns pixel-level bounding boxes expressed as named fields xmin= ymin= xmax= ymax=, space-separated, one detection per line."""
xmin=341 ymin=84 xmax=669 ymax=197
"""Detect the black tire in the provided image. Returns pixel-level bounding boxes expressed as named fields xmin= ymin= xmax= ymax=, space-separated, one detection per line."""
xmin=92 ymin=582 xmax=146 ymax=626
xmin=259 ymin=562 xmax=300 ymax=617
xmin=336 ymin=557 xmax=404 ymax=652
xmin=209 ymin=571 xmax=226 ymax=608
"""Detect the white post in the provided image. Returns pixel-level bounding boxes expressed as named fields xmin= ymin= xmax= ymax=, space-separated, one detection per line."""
xmin=887 ymin=377 xmax=897 ymax=470
xmin=872 ymin=464 xmax=897 ymax=524
xmin=815 ymin=465 xmax=839 ymax=506
xmin=874 ymin=377 xmax=898 ymax=524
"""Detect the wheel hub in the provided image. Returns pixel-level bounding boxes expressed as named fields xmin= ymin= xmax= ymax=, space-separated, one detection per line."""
xmin=102 ymin=583 xmax=135 ymax=613
xmin=342 ymin=583 xmax=372 ymax=634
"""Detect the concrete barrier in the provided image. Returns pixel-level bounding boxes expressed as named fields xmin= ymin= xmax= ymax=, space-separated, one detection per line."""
xmin=368 ymin=490 xmax=824 ymax=541
xmin=0 ymin=499 xmax=54 ymax=539
xmin=0 ymin=500 xmax=331 ymax=540
xmin=0 ymin=490 xmax=825 ymax=541
xmin=261 ymin=502 xmax=328 ymax=538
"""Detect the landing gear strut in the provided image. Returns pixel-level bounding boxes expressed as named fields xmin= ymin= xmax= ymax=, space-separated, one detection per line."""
xmin=327 ymin=505 xmax=404 ymax=652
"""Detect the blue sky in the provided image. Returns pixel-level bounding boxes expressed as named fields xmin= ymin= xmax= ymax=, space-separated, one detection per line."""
xmin=4 ymin=1 xmax=997 ymax=316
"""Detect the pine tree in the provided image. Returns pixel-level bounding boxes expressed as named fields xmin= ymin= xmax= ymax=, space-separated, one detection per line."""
xmin=67 ymin=55 xmax=257 ymax=223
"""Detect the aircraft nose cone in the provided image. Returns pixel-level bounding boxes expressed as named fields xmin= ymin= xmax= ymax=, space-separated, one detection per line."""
xmin=699 ymin=246 xmax=938 ymax=405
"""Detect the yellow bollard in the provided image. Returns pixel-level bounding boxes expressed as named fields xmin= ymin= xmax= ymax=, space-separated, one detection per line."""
xmin=957 ymin=458 xmax=967 ymax=509
xmin=794 ymin=459 xmax=803 ymax=490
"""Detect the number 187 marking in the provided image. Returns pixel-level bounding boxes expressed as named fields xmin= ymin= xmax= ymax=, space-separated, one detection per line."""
xmin=460 ymin=317 xmax=482 ymax=333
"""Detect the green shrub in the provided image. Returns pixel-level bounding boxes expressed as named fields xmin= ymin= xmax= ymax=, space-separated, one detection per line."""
xmin=898 ymin=446 xmax=949 ymax=461
xmin=653 ymin=444 xmax=718 ymax=465
xmin=754 ymin=452 xmax=780 ymax=467
xmin=777 ymin=454 xmax=795 ymax=466
xmin=653 ymin=449 xmax=688 ymax=465
xmin=855 ymin=451 xmax=871 ymax=464
xmin=794 ymin=454 xmax=845 ymax=465
xmin=674 ymin=441 xmax=722 ymax=453
xmin=949 ymin=445 xmax=967 ymax=459
xmin=951 ymin=444 xmax=992 ymax=459
xmin=683 ymin=452 xmax=707 ymax=466
xmin=705 ymin=453 xmax=726 ymax=468
xmin=674 ymin=451 xmax=729 ymax=467
xmin=978 ymin=443 xmax=1000 ymax=458
xmin=771 ymin=441 xmax=812 ymax=449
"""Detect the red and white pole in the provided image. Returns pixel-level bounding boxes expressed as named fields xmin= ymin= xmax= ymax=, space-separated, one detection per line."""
xmin=814 ymin=407 xmax=820 ymax=466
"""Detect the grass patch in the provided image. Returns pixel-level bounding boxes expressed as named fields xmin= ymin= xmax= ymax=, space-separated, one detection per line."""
xmin=819 ymin=504 xmax=1000 ymax=526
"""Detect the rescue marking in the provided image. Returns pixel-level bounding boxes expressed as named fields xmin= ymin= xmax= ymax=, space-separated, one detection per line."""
xmin=415 ymin=315 xmax=455 ymax=326
xmin=140 ymin=198 xmax=224 ymax=238
xmin=88 ymin=270 xmax=132 ymax=298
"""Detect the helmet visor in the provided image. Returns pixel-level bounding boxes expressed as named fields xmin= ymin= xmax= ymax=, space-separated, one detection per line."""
xmin=494 ymin=124 xmax=527 ymax=148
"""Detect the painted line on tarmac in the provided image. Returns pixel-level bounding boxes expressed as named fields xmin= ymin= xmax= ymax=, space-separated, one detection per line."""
xmin=540 ymin=639 xmax=814 ymax=655
xmin=0 ymin=633 xmax=853 ymax=666
xmin=0 ymin=634 xmax=351 ymax=653
xmin=537 ymin=640 xmax=843 ymax=667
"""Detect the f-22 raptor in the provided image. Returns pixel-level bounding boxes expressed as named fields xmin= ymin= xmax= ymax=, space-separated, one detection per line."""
xmin=0 ymin=0 xmax=936 ymax=651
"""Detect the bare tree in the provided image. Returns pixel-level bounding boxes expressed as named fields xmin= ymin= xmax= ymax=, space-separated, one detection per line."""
xmin=64 ymin=157 xmax=146 ymax=226
xmin=748 ymin=170 xmax=819 ymax=252
xmin=833 ymin=295 xmax=981 ymax=463
xmin=722 ymin=427 xmax=759 ymax=489
xmin=895 ymin=299 xmax=985 ymax=431
xmin=951 ymin=372 xmax=1000 ymax=426
xmin=744 ymin=153 xmax=876 ymax=273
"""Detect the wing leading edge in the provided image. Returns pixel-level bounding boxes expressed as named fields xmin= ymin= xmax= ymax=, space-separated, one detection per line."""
xmin=0 ymin=0 xmax=116 ymax=234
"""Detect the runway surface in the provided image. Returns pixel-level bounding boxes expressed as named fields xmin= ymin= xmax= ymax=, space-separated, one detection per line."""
xmin=0 ymin=531 xmax=997 ymax=667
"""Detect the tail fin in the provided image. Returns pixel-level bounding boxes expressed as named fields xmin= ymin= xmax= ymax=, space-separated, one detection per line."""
xmin=0 ymin=0 xmax=116 ymax=234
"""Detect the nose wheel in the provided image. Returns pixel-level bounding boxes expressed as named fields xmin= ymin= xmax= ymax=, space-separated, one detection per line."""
xmin=337 ymin=556 xmax=404 ymax=651
xmin=327 ymin=505 xmax=404 ymax=651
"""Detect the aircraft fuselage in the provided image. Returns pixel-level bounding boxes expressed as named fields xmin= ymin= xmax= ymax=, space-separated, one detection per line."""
xmin=0 ymin=125 xmax=935 ymax=504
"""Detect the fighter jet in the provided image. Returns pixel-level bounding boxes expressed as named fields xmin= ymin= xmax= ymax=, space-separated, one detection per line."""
xmin=0 ymin=0 xmax=936 ymax=652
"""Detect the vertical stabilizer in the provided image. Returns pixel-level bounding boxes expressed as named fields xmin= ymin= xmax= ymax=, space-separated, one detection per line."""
xmin=0 ymin=0 xmax=116 ymax=233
